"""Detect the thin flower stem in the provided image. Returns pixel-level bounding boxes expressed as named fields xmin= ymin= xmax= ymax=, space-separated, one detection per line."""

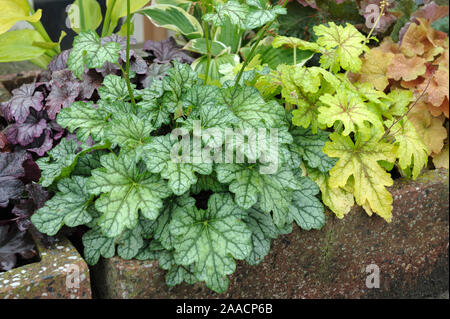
xmin=380 ymin=72 xmax=434 ymax=142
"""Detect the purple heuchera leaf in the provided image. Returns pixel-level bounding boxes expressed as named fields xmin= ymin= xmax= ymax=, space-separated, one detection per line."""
xmin=47 ymin=49 xmax=71 ymax=73
xmin=80 ymin=70 xmax=103 ymax=99
xmin=0 ymin=151 xmax=28 ymax=207
xmin=27 ymin=130 xmax=53 ymax=156
xmin=142 ymin=63 xmax=171 ymax=88
xmin=46 ymin=70 xmax=81 ymax=120
xmin=4 ymin=110 xmax=47 ymax=146
xmin=2 ymin=83 xmax=44 ymax=123
xmin=144 ymin=37 xmax=195 ymax=64
xmin=11 ymin=184 xmax=49 ymax=232
xmin=0 ymin=225 xmax=36 ymax=271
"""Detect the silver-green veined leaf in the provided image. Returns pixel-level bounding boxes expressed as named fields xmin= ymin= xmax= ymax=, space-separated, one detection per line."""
xmin=117 ymin=225 xmax=144 ymax=260
xmin=245 ymin=2 xmax=286 ymax=29
xmin=169 ymin=193 xmax=252 ymax=293
xmin=31 ymin=176 xmax=93 ymax=236
xmin=104 ymin=112 xmax=154 ymax=158
xmin=288 ymin=176 xmax=325 ymax=230
xmin=139 ymin=4 xmax=203 ymax=39
xmin=203 ymin=1 xmax=249 ymax=29
xmin=98 ymin=74 xmax=137 ymax=101
xmin=57 ymin=101 xmax=109 ymax=143
xmin=162 ymin=61 xmax=200 ymax=112
xmin=67 ymin=30 xmax=121 ymax=79
xmin=142 ymin=135 xmax=213 ymax=195
xmin=216 ymin=164 xmax=301 ymax=227
xmin=82 ymin=227 xmax=115 ymax=265
xmin=218 ymin=85 xmax=286 ymax=129
xmin=288 ymin=127 xmax=337 ymax=172
xmin=153 ymin=195 xmax=195 ymax=250
xmin=36 ymin=139 xmax=111 ymax=187
xmin=166 ymin=263 xmax=198 ymax=287
xmin=87 ymin=151 xmax=172 ymax=237
xmin=244 ymin=204 xmax=278 ymax=265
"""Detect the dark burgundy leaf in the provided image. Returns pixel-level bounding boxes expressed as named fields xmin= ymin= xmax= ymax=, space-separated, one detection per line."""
xmin=130 ymin=54 xmax=148 ymax=75
xmin=144 ymin=37 xmax=195 ymax=64
xmin=45 ymin=70 xmax=81 ymax=120
xmin=4 ymin=110 xmax=47 ymax=146
xmin=47 ymin=49 xmax=71 ymax=73
xmin=0 ymin=151 xmax=28 ymax=207
xmin=27 ymin=130 xmax=53 ymax=156
xmin=80 ymin=70 xmax=103 ymax=99
xmin=3 ymin=83 xmax=44 ymax=123
xmin=25 ymin=183 xmax=50 ymax=210
xmin=0 ymin=224 xmax=36 ymax=271
xmin=142 ymin=63 xmax=171 ymax=88
xmin=21 ymin=158 xmax=41 ymax=184
xmin=11 ymin=199 xmax=34 ymax=231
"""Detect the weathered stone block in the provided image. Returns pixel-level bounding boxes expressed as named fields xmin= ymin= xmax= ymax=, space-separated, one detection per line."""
xmin=0 ymin=230 xmax=92 ymax=299
xmin=91 ymin=169 xmax=449 ymax=299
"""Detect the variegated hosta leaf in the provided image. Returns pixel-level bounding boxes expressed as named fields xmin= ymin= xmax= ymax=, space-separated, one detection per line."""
xmin=216 ymin=164 xmax=302 ymax=227
xmin=31 ymin=176 xmax=94 ymax=236
xmin=169 ymin=193 xmax=252 ymax=293
xmin=98 ymin=74 xmax=137 ymax=101
xmin=87 ymin=151 xmax=172 ymax=237
xmin=57 ymin=101 xmax=109 ymax=143
xmin=67 ymin=30 xmax=121 ymax=79
xmin=288 ymin=176 xmax=325 ymax=230
xmin=244 ymin=204 xmax=278 ymax=265
xmin=142 ymin=135 xmax=213 ymax=195
xmin=287 ymin=127 xmax=337 ymax=172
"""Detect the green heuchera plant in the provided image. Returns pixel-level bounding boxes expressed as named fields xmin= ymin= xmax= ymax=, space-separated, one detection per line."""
xmin=31 ymin=31 xmax=330 ymax=292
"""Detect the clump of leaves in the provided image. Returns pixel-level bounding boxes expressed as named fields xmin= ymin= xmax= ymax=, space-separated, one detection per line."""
xmin=0 ymin=224 xmax=36 ymax=271
xmin=281 ymin=0 xmax=449 ymax=41
xmin=32 ymin=29 xmax=328 ymax=293
xmin=354 ymin=17 xmax=449 ymax=168
xmin=251 ymin=21 xmax=431 ymax=223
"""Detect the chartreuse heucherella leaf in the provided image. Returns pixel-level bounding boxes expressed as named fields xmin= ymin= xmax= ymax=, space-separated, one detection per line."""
xmin=308 ymin=168 xmax=354 ymax=219
xmin=169 ymin=193 xmax=252 ymax=293
xmin=313 ymin=22 xmax=368 ymax=73
xmin=318 ymin=89 xmax=383 ymax=138
xmin=385 ymin=118 xmax=429 ymax=180
xmin=87 ymin=151 xmax=172 ymax=237
xmin=31 ymin=176 xmax=94 ymax=236
xmin=67 ymin=30 xmax=121 ymax=79
xmin=323 ymin=132 xmax=398 ymax=222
